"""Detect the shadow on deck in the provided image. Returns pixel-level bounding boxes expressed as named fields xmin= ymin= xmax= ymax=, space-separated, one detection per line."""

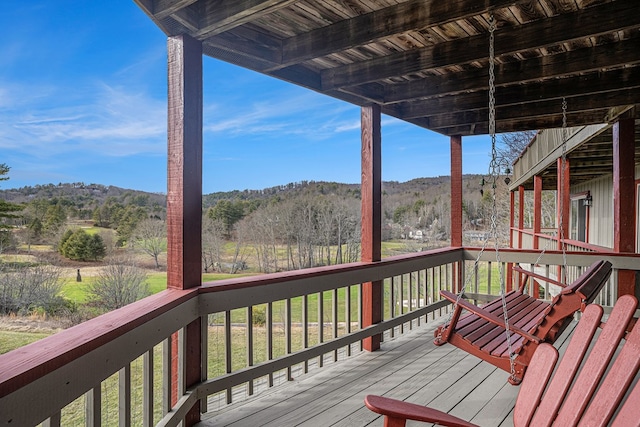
xmin=199 ymin=317 xmax=578 ymax=426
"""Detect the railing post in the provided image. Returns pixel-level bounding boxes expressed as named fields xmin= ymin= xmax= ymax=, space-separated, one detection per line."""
xmin=167 ymin=33 xmax=203 ymax=425
xmin=613 ymin=118 xmax=636 ymax=297
xmin=361 ymin=104 xmax=382 ymax=351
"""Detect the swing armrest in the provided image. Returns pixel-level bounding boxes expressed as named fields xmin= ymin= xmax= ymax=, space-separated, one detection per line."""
xmin=512 ymin=266 xmax=565 ymax=288
xmin=365 ymin=395 xmax=479 ymax=427
xmin=440 ymin=290 xmax=542 ymax=343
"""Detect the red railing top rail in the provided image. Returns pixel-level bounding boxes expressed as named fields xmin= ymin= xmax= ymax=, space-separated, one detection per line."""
xmin=0 ymin=288 xmax=198 ymax=398
xmin=510 ymin=227 xmax=612 ymax=252
xmin=200 ymin=246 xmax=462 ymax=292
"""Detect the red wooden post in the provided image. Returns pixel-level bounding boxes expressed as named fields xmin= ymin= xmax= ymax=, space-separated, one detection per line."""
xmin=533 ymin=176 xmax=542 ymax=251
xmin=557 ymin=158 xmax=570 ymax=249
xmin=450 ymin=135 xmax=463 ymax=248
xmin=517 ymin=186 xmax=525 ymax=289
xmin=167 ymin=34 xmax=203 ymax=424
xmin=361 ymin=105 xmax=382 ymax=352
xmin=507 ymin=190 xmax=515 ymax=292
xmin=450 ymin=135 xmax=463 ymax=294
xmin=518 ymin=186 xmax=525 ymax=249
xmin=613 ymin=119 xmax=636 ymax=296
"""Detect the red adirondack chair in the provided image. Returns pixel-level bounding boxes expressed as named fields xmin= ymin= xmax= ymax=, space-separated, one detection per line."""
xmin=365 ymin=294 xmax=640 ymax=427
xmin=433 ymin=260 xmax=612 ymax=384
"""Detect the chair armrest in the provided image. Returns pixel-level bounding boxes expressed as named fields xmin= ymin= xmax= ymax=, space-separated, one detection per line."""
xmin=365 ymin=395 xmax=479 ymax=427
xmin=512 ymin=266 xmax=565 ymax=288
xmin=440 ymin=290 xmax=542 ymax=344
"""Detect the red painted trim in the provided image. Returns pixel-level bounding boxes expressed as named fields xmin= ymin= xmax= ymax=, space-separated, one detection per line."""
xmin=0 ymin=289 xmax=198 ymax=398
xmin=167 ymin=35 xmax=203 ymax=291
xmin=518 ymin=186 xmax=525 ymax=249
xmin=360 ymin=104 xmax=382 ymax=351
xmin=450 ymin=135 xmax=463 ymax=247
xmin=613 ymin=119 xmax=635 ymax=253
xmin=557 ymin=158 xmax=570 ymax=249
xmin=534 ymin=176 xmax=542 ymax=249
xmin=511 ymin=228 xmax=611 ymax=253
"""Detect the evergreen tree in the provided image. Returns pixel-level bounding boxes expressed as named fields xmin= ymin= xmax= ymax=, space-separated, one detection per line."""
xmin=59 ymin=229 xmax=106 ymax=261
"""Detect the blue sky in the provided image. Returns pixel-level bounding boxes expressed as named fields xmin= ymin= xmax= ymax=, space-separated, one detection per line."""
xmin=0 ymin=1 xmax=493 ymax=194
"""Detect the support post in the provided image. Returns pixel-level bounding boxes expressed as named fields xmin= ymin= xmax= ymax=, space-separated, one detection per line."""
xmin=361 ymin=105 xmax=382 ymax=352
xmin=507 ymin=190 xmax=515 ymax=292
xmin=533 ymin=176 xmax=542 ymax=250
xmin=450 ymin=135 xmax=463 ymax=247
xmin=167 ymin=34 xmax=203 ymax=425
xmin=557 ymin=158 xmax=570 ymax=249
xmin=518 ymin=186 xmax=525 ymax=249
xmin=517 ymin=185 xmax=525 ymax=288
xmin=450 ymin=135 xmax=464 ymax=294
xmin=613 ymin=119 xmax=636 ymax=296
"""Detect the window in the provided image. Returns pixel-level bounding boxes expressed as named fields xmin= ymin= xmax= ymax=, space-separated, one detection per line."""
xmin=570 ymin=192 xmax=590 ymax=243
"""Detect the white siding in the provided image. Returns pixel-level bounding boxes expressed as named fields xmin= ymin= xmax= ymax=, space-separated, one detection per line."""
xmin=572 ymin=175 xmax=613 ymax=249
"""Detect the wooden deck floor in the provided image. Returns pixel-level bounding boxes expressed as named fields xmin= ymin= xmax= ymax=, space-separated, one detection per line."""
xmin=198 ymin=318 xmax=577 ymax=427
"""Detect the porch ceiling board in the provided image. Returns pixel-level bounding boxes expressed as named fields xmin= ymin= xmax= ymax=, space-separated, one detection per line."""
xmin=136 ymin=0 xmax=640 ymax=136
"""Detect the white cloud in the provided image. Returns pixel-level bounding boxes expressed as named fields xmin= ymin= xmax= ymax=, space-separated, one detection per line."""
xmin=0 ymin=83 xmax=166 ymax=157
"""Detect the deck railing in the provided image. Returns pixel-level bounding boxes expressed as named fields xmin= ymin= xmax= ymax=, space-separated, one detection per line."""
xmin=0 ymin=247 xmax=637 ymax=426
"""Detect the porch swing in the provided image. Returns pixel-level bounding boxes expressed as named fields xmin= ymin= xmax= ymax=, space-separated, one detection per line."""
xmin=431 ymin=15 xmax=612 ymax=385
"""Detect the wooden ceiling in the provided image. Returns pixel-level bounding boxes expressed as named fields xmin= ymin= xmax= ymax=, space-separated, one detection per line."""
xmin=134 ymin=0 xmax=640 ymax=136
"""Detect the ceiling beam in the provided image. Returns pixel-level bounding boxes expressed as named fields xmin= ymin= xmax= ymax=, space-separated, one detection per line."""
xmin=153 ymin=0 xmax=199 ymax=20
xmin=320 ymin=1 xmax=640 ymax=91
xmin=195 ymin=0 xmax=301 ymax=39
xmin=394 ymin=67 xmax=640 ymax=119
xmin=270 ymin=0 xmax=531 ymax=71
xmin=436 ymin=109 xmax=614 ymax=136
xmin=384 ymin=36 xmax=640 ymax=104
xmin=418 ymin=88 xmax=640 ymax=129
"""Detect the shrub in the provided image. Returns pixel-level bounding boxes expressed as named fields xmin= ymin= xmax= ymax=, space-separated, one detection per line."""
xmin=58 ymin=229 xmax=106 ymax=261
xmin=88 ymin=257 xmax=149 ymax=310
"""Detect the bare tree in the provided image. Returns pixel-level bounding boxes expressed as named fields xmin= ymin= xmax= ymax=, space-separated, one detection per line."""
xmin=0 ymin=264 xmax=65 ymax=315
xmin=202 ymin=215 xmax=225 ymax=273
xmin=89 ymin=257 xmax=149 ymax=310
xmin=131 ymin=218 xmax=167 ymax=269
xmin=498 ymin=131 xmax=537 ymax=165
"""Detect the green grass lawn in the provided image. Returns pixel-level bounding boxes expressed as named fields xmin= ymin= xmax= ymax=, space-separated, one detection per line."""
xmin=0 ymin=330 xmax=53 ymax=355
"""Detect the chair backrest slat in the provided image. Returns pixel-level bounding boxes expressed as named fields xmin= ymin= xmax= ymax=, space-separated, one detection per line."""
xmin=526 ymin=304 xmax=603 ymax=427
xmin=551 ymin=295 xmax=637 ymax=426
xmin=581 ymin=308 xmax=640 ymax=425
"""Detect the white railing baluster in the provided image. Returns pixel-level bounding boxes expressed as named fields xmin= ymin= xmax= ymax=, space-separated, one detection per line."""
xmin=303 ymin=295 xmax=309 ymax=373
xmin=85 ymin=384 xmax=101 ymax=427
xmin=162 ymin=336 xmax=172 ymax=415
xmin=247 ymin=306 xmax=254 ymax=395
xmin=119 ymin=364 xmax=131 ymax=427
xmin=224 ymin=311 xmax=232 ymax=404
xmin=200 ymin=315 xmax=208 ymax=414
xmin=267 ymin=302 xmax=273 ymax=387
xmin=43 ymin=412 xmax=61 ymax=427
xmin=332 ymin=288 xmax=338 ymax=362
xmin=142 ymin=350 xmax=153 ymax=426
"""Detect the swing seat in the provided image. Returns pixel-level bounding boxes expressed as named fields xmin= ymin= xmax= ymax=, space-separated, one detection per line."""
xmin=432 ymin=260 xmax=612 ymax=384
xmin=366 ymin=295 xmax=640 ymax=427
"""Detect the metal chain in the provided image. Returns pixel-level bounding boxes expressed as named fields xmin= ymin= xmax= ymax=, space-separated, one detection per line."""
xmin=487 ymin=14 xmax=516 ymax=381
xmin=437 ymin=14 xmax=517 ymax=382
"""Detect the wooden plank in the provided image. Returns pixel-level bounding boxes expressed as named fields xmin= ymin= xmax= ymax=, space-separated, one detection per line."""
xmin=321 ymin=1 xmax=640 ymax=90
xmin=392 ymin=36 xmax=640 ymax=108
xmin=277 ymin=0 xmax=532 ymax=69
xmin=203 ymin=325 xmax=450 ymax=426
xmin=196 ymin=0 xmax=301 ymax=39
xmin=553 ymin=295 xmax=636 ymax=425
xmin=581 ymin=302 xmax=640 ymax=425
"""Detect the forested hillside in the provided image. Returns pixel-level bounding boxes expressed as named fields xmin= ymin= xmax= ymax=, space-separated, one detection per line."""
xmin=0 ymin=175 xmax=507 ymax=273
